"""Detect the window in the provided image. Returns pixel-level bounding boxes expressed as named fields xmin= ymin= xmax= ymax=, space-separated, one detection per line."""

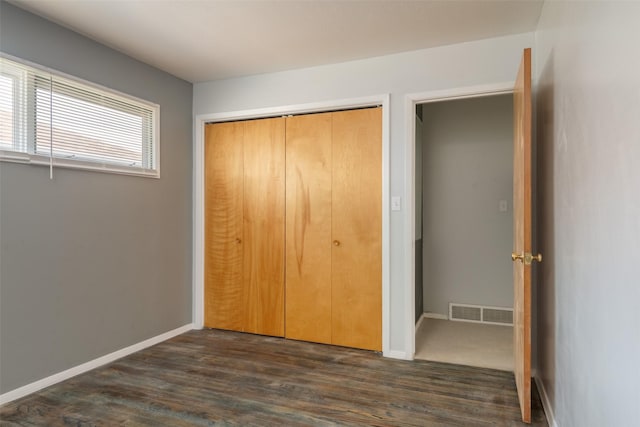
xmin=0 ymin=55 xmax=159 ymax=177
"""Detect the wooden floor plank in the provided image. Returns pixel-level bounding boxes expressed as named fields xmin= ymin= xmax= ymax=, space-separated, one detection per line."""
xmin=0 ymin=329 xmax=547 ymax=426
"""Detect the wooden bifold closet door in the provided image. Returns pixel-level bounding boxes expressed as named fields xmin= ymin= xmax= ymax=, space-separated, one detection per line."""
xmin=330 ymin=108 xmax=382 ymax=351
xmin=285 ymin=112 xmax=333 ymax=345
xmin=205 ymin=108 xmax=381 ymax=351
xmin=204 ymin=117 xmax=285 ymax=337
xmin=285 ymin=107 xmax=382 ymax=351
xmin=204 ymin=121 xmax=244 ymax=332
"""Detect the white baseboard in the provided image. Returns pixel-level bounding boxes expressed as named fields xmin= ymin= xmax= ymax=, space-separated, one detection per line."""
xmin=415 ymin=312 xmax=449 ymax=329
xmin=535 ymin=375 xmax=558 ymax=427
xmin=415 ymin=312 xmax=449 ymax=330
xmin=383 ymin=350 xmax=410 ymax=360
xmin=415 ymin=313 xmax=427 ymax=331
xmin=0 ymin=323 xmax=194 ymax=406
xmin=424 ymin=312 xmax=448 ymax=320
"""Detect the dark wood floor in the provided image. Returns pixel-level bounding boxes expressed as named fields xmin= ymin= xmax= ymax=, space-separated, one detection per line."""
xmin=1 ymin=329 xmax=547 ymax=426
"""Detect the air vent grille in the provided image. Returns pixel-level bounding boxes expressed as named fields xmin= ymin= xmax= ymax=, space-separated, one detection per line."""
xmin=483 ymin=308 xmax=513 ymax=324
xmin=449 ymin=303 xmax=513 ymax=326
xmin=451 ymin=305 xmax=481 ymax=321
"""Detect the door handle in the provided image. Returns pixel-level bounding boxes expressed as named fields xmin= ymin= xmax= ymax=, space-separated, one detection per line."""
xmin=333 ymin=240 xmax=341 ymax=247
xmin=236 ymin=238 xmax=242 ymax=244
xmin=511 ymin=252 xmax=542 ymax=265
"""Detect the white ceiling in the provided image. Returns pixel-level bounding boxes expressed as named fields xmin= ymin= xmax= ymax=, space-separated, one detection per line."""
xmin=10 ymin=0 xmax=544 ymax=83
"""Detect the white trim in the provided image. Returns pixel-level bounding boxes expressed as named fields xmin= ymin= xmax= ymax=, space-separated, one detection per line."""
xmin=415 ymin=313 xmax=427 ymax=331
xmin=0 ymin=323 xmax=193 ymax=405
xmin=405 ymin=105 xmax=416 ymax=362
xmin=384 ymin=350 xmax=409 ymax=360
xmin=404 ymin=81 xmax=514 ymax=362
xmin=0 ymin=152 xmax=160 ymax=178
xmin=407 ymin=83 xmax=513 ymax=106
xmin=192 ymin=109 xmax=205 ymax=329
xmin=423 ymin=312 xmax=448 ymax=320
xmin=194 ymin=95 xmax=386 ymax=124
xmin=535 ymin=376 xmax=558 ymax=427
xmin=414 ymin=312 xmax=454 ymax=334
xmin=380 ymin=98 xmax=391 ymax=358
xmin=193 ymin=95 xmax=391 ymax=356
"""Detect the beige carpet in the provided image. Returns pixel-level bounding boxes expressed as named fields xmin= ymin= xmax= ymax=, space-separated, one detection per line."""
xmin=415 ymin=317 xmax=513 ymax=371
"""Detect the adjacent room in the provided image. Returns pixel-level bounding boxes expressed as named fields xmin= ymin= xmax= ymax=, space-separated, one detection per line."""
xmin=1 ymin=1 xmax=639 ymax=426
xmin=414 ymin=94 xmax=514 ymax=372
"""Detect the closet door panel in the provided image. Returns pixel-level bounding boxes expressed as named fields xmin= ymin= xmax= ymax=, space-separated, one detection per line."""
xmin=204 ymin=122 xmax=245 ymax=330
xmin=285 ymin=113 xmax=333 ymax=344
xmin=243 ymin=117 xmax=286 ymax=336
xmin=331 ymin=108 xmax=382 ymax=351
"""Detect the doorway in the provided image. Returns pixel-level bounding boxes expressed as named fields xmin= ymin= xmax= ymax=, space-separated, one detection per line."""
xmin=413 ymin=93 xmax=514 ymax=371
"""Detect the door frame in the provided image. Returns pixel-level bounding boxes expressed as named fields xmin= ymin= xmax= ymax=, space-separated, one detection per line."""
xmin=193 ymin=94 xmax=392 ymax=356
xmin=404 ymin=82 xmax=514 ymax=359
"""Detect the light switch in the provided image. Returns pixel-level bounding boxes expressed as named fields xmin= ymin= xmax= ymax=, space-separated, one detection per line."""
xmin=392 ymin=196 xmax=401 ymax=211
xmin=499 ymin=200 xmax=508 ymax=212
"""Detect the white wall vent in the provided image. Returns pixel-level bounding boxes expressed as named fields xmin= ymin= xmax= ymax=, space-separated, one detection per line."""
xmin=449 ymin=303 xmax=513 ymax=326
xmin=450 ymin=304 xmax=481 ymax=322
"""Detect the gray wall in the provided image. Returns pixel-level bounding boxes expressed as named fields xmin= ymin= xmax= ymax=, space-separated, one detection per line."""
xmin=0 ymin=2 xmax=193 ymax=393
xmin=194 ymin=32 xmax=534 ymax=355
xmin=535 ymin=1 xmax=640 ymax=425
xmin=422 ymin=95 xmax=513 ymax=315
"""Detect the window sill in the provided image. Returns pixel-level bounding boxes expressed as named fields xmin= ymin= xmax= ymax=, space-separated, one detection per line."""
xmin=0 ymin=150 xmax=160 ymax=179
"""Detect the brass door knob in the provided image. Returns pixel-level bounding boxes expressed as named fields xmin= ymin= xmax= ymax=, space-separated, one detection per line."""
xmin=512 ymin=252 xmax=542 ymax=264
xmin=333 ymin=240 xmax=341 ymax=247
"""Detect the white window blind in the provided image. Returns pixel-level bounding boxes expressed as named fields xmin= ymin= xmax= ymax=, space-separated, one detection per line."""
xmin=0 ymin=59 xmax=27 ymax=154
xmin=0 ymin=74 xmax=15 ymax=150
xmin=0 ymin=55 xmax=159 ymax=177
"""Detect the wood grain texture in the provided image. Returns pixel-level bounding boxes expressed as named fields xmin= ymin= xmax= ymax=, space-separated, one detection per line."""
xmin=331 ymin=107 xmax=382 ymax=351
xmin=0 ymin=329 xmax=548 ymax=426
xmin=204 ymin=122 xmax=244 ymax=330
xmin=243 ymin=117 xmax=286 ymax=337
xmin=513 ymin=47 xmax=533 ymax=423
xmin=285 ymin=112 xmax=333 ymax=344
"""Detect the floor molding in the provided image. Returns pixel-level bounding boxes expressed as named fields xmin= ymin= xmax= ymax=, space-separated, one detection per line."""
xmin=383 ymin=349 xmax=409 ymax=360
xmin=535 ymin=375 xmax=558 ymax=427
xmin=415 ymin=313 xmax=427 ymax=331
xmin=423 ymin=312 xmax=448 ymax=320
xmin=414 ymin=312 xmax=448 ymax=331
xmin=0 ymin=323 xmax=194 ymax=406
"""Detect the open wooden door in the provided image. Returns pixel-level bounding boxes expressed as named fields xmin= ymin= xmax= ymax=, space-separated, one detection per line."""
xmin=512 ymin=47 xmax=540 ymax=423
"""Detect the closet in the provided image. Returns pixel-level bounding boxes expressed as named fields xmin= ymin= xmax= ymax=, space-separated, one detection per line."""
xmin=204 ymin=107 xmax=381 ymax=351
